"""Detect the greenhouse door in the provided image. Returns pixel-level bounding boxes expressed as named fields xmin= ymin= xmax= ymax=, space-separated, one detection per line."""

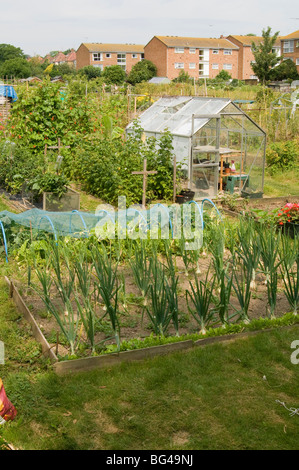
xmin=190 ymin=115 xmax=221 ymax=199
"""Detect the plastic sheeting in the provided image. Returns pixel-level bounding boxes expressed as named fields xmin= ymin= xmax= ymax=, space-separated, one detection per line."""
xmin=0 ymin=85 xmax=18 ymax=102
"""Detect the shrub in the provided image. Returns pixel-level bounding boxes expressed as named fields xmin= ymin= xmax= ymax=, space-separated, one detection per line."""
xmin=266 ymin=140 xmax=299 ymax=174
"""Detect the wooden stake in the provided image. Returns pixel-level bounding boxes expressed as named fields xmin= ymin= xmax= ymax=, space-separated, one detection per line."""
xmin=132 ymin=159 xmax=157 ymax=208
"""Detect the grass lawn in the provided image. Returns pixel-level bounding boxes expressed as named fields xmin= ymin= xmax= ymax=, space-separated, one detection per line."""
xmin=263 ymin=167 xmax=299 ymax=198
xmin=0 ymin=277 xmax=299 ymax=450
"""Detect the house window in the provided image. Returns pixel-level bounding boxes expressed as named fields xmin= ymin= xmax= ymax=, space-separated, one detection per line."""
xmin=189 ymin=48 xmax=196 ymax=54
xmin=250 ymin=74 xmax=258 ymax=79
xmin=283 ymin=40 xmax=294 ymax=53
xmin=92 ymin=53 xmax=102 ymax=61
xmin=296 ymin=40 xmax=299 ymax=48
xmin=175 ymin=47 xmax=184 ymax=53
xmin=175 ymin=62 xmax=184 ymax=69
xmin=93 ymin=64 xmax=103 ymax=70
xmin=212 ymin=63 xmax=219 ymax=70
xmin=212 ymin=50 xmax=219 ymax=54
xmin=132 ymin=54 xmax=138 ymax=59
xmin=189 ymin=63 xmax=196 ymax=69
xmin=105 ymin=53 xmax=111 ymax=58
xmin=199 ymin=49 xmax=204 ymax=60
xmin=296 ymin=58 xmax=299 ymax=65
xmin=223 ymin=49 xmax=232 ymax=55
xmin=117 ymin=53 xmax=126 ymax=70
xmin=223 ymin=63 xmax=232 ymax=70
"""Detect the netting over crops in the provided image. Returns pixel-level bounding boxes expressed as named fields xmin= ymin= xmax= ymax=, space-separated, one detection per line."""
xmin=0 ymin=200 xmax=221 ymax=262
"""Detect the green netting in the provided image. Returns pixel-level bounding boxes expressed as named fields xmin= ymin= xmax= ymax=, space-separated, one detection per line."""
xmin=0 ymin=200 xmax=221 ymax=253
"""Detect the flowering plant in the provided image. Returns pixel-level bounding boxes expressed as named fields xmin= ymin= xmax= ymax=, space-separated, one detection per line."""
xmin=277 ymin=203 xmax=299 ymax=225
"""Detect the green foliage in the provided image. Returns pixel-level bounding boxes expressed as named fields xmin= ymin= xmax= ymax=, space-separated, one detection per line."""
xmin=172 ymin=70 xmax=193 ymax=84
xmin=215 ymin=70 xmax=232 ymax=81
xmin=0 ymin=57 xmax=31 ymax=78
xmin=266 ymin=140 xmax=299 ymax=174
xmin=78 ymin=65 xmax=102 ymax=80
xmin=127 ymin=59 xmax=157 ymax=85
xmin=0 ymin=43 xmax=25 ymax=64
xmin=28 ymin=172 xmax=69 ymax=198
xmin=251 ymin=27 xmax=281 ymax=83
xmin=5 ymin=80 xmax=93 ymax=152
xmin=102 ymin=65 xmax=126 ymax=85
xmin=269 ymin=59 xmax=299 ymax=81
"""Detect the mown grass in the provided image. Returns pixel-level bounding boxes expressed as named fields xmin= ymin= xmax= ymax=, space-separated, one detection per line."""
xmin=263 ymin=167 xmax=299 ymax=198
xmin=0 ymin=276 xmax=299 ymax=450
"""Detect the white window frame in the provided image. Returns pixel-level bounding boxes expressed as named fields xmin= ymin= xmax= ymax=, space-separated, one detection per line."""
xmin=212 ymin=63 xmax=219 ymax=70
xmin=189 ymin=63 xmax=196 ymax=69
xmin=117 ymin=53 xmax=126 ymax=71
xmin=296 ymin=58 xmax=299 ymax=65
xmin=175 ymin=62 xmax=184 ymax=69
xmin=132 ymin=53 xmax=138 ymax=59
xmin=283 ymin=41 xmax=294 ymax=53
xmin=105 ymin=53 xmax=111 ymax=58
xmin=93 ymin=64 xmax=103 ymax=70
xmin=189 ymin=48 xmax=196 ymax=54
xmin=92 ymin=52 xmax=102 ymax=61
xmin=175 ymin=47 xmax=184 ymax=53
xmin=212 ymin=49 xmax=219 ymax=55
xmin=223 ymin=49 xmax=232 ymax=55
xmin=223 ymin=63 xmax=232 ymax=70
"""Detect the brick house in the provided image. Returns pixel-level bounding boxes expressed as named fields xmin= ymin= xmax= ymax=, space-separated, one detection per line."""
xmin=65 ymin=49 xmax=77 ymax=68
xmin=144 ymin=36 xmax=239 ymax=80
xmin=280 ymin=30 xmax=299 ymax=73
xmin=76 ymin=43 xmax=144 ymax=73
xmin=226 ymin=35 xmax=281 ymax=80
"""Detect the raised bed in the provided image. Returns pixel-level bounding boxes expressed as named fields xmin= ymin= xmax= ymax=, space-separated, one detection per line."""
xmin=5 ymin=276 xmax=299 ymax=376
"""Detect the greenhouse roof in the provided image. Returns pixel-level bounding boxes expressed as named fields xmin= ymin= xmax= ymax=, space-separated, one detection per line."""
xmin=127 ymin=96 xmax=262 ymax=137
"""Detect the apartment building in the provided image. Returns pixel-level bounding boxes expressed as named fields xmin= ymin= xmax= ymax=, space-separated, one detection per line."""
xmin=227 ymin=35 xmax=281 ymax=80
xmin=76 ymin=43 xmax=144 ymax=73
xmin=280 ymin=30 xmax=299 ymax=73
xmin=144 ymin=36 xmax=239 ymax=80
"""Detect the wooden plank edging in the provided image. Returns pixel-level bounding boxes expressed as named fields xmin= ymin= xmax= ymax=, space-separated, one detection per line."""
xmin=4 ymin=277 xmax=58 ymax=364
xmin=5 ymin=277 xmax=299 ymax=376
xmin=53 ymin=340 xmax=194 ymax=375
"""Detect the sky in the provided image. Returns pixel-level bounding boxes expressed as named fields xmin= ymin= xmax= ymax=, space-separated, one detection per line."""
xmin=1 ymin=0 xmax=299 ymax=57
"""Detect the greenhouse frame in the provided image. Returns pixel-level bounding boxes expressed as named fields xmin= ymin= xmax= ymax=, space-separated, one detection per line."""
xmin=126 ymin=96 xmax=267 ymax=199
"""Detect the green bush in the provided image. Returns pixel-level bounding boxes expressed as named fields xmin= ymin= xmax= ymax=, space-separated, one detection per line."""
xmin=266 ymin=140 xmax=299 ymax=174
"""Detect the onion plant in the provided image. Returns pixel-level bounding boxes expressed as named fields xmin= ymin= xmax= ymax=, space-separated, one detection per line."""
xmin=146 ymin=262 xmax=172 ymax=336
xmin=231 ymin=255 xmax=252 ymax=324
xmin=280 ymin=235 xmax=299 ymax=315
xmin=186 ymin=269 xmax=216 ymax=335
xmin=92 ymin=245 xmax=120 ymax=349
xmin=257 ymin=225 xmax=282 ymax=318
xmin=214 ymin=263 xmax=234 ymax=327
xmin=73 ymin=253 xmax=97 ymax=353
xmin=178 ymin=230 xmax=192 ymax=276
xmin=33 ymin=264 xmax=79 ymax=356
xmin=209 ymin=224 xmax=226 ymax=285
xmin=236 ymin=219 xmax=260 ymax=290
xmin=129 ymin=240 xmax=152 ymax=306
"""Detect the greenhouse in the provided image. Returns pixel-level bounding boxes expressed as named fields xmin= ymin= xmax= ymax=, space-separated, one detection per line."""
xmin=126 ymin=96 xmax=267 ymax=199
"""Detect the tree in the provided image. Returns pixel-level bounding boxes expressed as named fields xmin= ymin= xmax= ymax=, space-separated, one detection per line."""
xmin=172 ymin=70 xmax=193 ymax=83
xmin=251 ymin=27 xmax=281 ymax=83
xmin=0 ymin=44 xmax=25 ymax=65
xmin=102 ymin=65 xmax=126 ymax=85
xmin=79 ymin=65 xmax=102 ymax=80
xmin=127 ymin=59 xmax=157 ymax=85
xmin=0 ymin=57 xmax=31 ymax=78
xmin=215 ymin=70 xmax=232 ymax=81
xmin=269 ymin=59 xmax=299 ymax=81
